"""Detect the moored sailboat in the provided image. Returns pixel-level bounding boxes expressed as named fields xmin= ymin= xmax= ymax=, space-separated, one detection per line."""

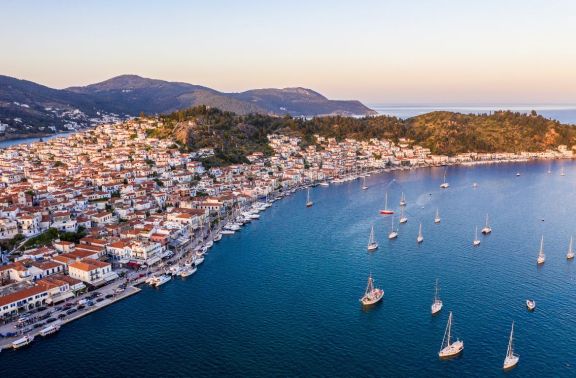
xmin=438 ymin=312 xmax=463 ymax=359
xmin=379 ymin=192 xmax=394 ymax=215
xmin=359 ymin=274 xmax=384 ymax=306
xmin=503 ymin=321 xmax=519 ymax=370
xmin=537 ymin=235 xmax=545 ymax=265
xmin=362 ymin=176 xmax=368 ymax=190
xmin=440 ymin=170 xmax=449 ymax=189
xmin=434 ymin=208 xmax=441 ymax=224
xmin=567 ymin=236 xmax=575 ymax=260
xmin=367 ymin=225 xmax=378 ymax=251
xmin=306 ymin=188 xmax=314 ymax=207
xmin=473 ymin=226 xmax=480 ymax=246
xmin=399 ymin=207 xmax=408 ymax=224
xmin=481 ymin=214 xmax=492 ymax=234
xmin=431 ymin=279 xmax=442 ymax=315
xmin=417 ymin=223 xmax=424 ymax=244
xmin=388 ymin=215 xmax=398 ymax=239
xmin=399 ymin=192 xmax=406 ymax=206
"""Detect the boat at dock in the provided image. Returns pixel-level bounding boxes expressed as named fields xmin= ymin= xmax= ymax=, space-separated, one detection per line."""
xmin=40 ymin=324 xmax=60 ymax=337
xmin=12 ymin=335 xmax=34 ymax=350
xmin=438 ymin=312 xmax=463 ymax=359
xmin=149 ymin=274 xmax=171 ymax=287
xmin=180 ymin=266 xmax=197 ymax=277
xmin=359 ymin=274 xmax=384 ymax=306
xmin=503 ymin=321 xmax=519 ymax=370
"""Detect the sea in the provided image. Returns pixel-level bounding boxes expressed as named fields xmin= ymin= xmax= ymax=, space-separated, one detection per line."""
xmin=2 ymin=161 xmax=576 ymax=377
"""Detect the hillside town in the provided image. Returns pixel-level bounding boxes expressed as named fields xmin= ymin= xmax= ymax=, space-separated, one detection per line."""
xmin=0 ymin=118 xmax=573 ymax=350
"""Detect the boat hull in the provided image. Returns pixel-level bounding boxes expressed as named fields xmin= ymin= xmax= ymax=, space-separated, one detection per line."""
xmin=503 ymin=356 xmax=519 ymax=370
xmin=360 ymin=289 xmax=384 ymax=306
xmin=367 ymin=243 xmax=378 ymax=251
xmin=380 ymin=210 xmax=394 ymax=215
xmin=439 ymin=341 xmax=464 ymax=359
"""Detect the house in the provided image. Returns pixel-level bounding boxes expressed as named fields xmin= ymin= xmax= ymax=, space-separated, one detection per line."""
xmin=68 ymin=258 xmax=118 ymax=287
xmin=0 ymin=285 xmax=49 ymax=318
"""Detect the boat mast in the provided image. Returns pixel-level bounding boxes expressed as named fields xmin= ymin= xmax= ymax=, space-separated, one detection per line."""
xmin=434 ymin=279 xmax=439 ymax=302
xmin=507 ymin=321 xmax=515 ymax=358
xmin=539 ymin=235 xmax=544 ymax=257
xmin=441 ymin=312 xmax=452 ymax=350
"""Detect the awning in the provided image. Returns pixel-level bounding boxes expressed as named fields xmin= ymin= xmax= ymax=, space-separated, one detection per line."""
xmin=104 ymin=272 xmax=119 ymax=282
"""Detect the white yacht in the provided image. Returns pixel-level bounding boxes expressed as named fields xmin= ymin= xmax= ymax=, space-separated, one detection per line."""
xmin=361 ymin=176 xmax=368 ymax=190
xmin=417 ymin=223 xmax=424 ymax=244
xmin=399 ymin=207 xmax=408 ymax=224
xmin=434 ymin=209 xmax=441 ymax=224
xmin=481 ymin=214 xmax=492 ymax=234
xmin=440 ymin=170 xmax=449 ymax=189
xmin=194 ymin=255 xmax=205 ymax=265
xmin=213 ymin=233 xmax=222 ymax=242
xmin=388 ymin=216 xmax=398 ymax=239
xmin=367 ymin=225 xmax=379 ymax=251
xmin=537 ymin=235 xmax=546 ymax=265
xmin=438 ymin=312 xmax=464 ymax=359
xmin=180 ymin=266 xmax=197 ymax=277
xmin=319 ymin=181 xmax=330 ymax=187
xmin=567 ymin=236 xmax=574 ymax=260
xmin=431 ymin=279 xmax=443 ymax=315
xmin=150 ymin=274 xmax=171 ymax=287
xmin=473 ymin=226 xmax=481 ymax=246
xmin=399 ymin=192 xmax=407 ymax=206
xmin=40 ymin=324 xmax=60 ymax=337
xmin=359 ymin=274 xmax=384 ymax=306
xmin=221 ymin=229 xmax=235 ymax=235
xmin=560 ymin=167 xmax=566 ymax=176
xmin=503 ymin=321 xmax=519 ymax=370
xmin=12 ymin=335 xmax=34 ymax=350
xmin=306 ymin=188 xmax=314 ymax=207
xmin=526 ymin=299 xmax=536 ymax=311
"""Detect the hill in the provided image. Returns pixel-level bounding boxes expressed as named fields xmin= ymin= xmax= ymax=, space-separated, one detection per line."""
xmin=149 ymin=107 xmax=576 ymax=166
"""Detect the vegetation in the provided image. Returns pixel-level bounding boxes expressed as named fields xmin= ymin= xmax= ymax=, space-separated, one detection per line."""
xmin=19 ymin=227 xmax=87 ymax=251
xmin=146 ymin=106 xmax=576 ymax=165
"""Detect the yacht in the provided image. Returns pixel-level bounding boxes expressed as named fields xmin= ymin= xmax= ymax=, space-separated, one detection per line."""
xmin=399 ymin=207 xmax=408 ymax=224
xmin=473 ymin=226 xmax=481 ymax=246
xmin=205 ymin=240 xmax=214 ymax=249
xmin=399 ymin=192 xmax=406 ymax=207
xmin=388 ymin=216 xmax=398 ymax=239
xmin=150 ymin=274 xmax=171 ymax=287
xmin=319 ymin=181 xmax=330 ymax=187
xmin=481 ymin=214 xmax=492 ymax=234
xmin=180 ymin=266 xmax=197 ymax=277
xmin=440 ymin=170 xmax=449 ymax=189
xmin=367 ymin=225 xmax=379 ymax=251
xmin=434 ymin=209 xmax=441 ymax=224
xmin=537 ymin=235 xmax=545 ymax=265
xmin=40 ymin=324 xmax=60 ymax=337
xmin=431 ymin=279 xmax=443 ymax=315
xmin=12 ymin=335 xmax=34 ymax=350
xmin=379 ymin=192 xmax=394 ymax=215
xmin=560 ymin=167 xmax=566 ymax=176
xmin=567 ymin=236 xmax=575 ymax=260
xmin=221 ymin=229 xmax=235 ymax=235
xmin=526 ymin=299 xmax=536 ymax=311
xmin=359 ymin=274 xmax=384 ymax=306
xmin=438 ymin=312 xmax=464 ymax=359
xmin=361 ymin=176 xmax=368 ymax=190
xmin=194 ymin=255 xmax=205 ymax=266
xmin=516 ymin=172 xmax=521 ymax=177
xmin=417 ymin=223 xmax=424 ymax=244
xmin=503 ymin=321 xmax=519 ymax=370
xmin=306 ymin=188 xmax=314 ymax=207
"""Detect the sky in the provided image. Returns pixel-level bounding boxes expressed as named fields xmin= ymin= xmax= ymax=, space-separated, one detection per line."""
xmin=2 ymin=0 xmax=576 ymax=104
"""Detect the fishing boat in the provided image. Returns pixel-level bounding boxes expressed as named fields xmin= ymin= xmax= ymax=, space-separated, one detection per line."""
xmin=440 ymin=170 xmax=449 ymax=189
xmin=367 ymin=225 xmax=379 ymax=251
xmin=503 ymin=321 xmax=520 ymax=370
xmin=417 ymin=223 xmax=424 ymax=244
xmin=434 ymin=208 xmax=441 ymax=224
xmin=473 ymin=226 xmax=481 ymax=246
xmin=567 ymin=236 xmax=575 ymax=260
xmin=431 ymin=279 xmax=442 ymax=315
xmin=306 ymin=188 xmax=314 ymax=207
xmin=481 ymin=214 xmax=492 ymax=234
xmin=359 ymin=274 xmax=384 ymax=306
xmin=40 ymin=323 xmax=60 ymax=337
xmin=537 ymin=235 xmax=545 ymax=265
xmin=399 ymin=192 xmax=406 ymax=206
xmin=12 ymin=335 xmax=34 ymax=350
xmin=379 ymin=192 xmax=394 ymax=215
xmin=438 ymin=312 xmax=464 ymax=359
xmin=526 ymin=299 xmax=536 ymax=311
xmin=361 ymin=176 xmax=368 ymax=190
xmin=388 ymin=216 xmax=398 ymax=239
xmin=399 ymin=207 xmax=408 ymax=224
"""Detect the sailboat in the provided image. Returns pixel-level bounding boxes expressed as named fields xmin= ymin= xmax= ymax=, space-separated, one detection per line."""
xmin=431 ymin=279 xmax=442 ymax=315
xmin=440 ymin=170 xmax=449 ymax=189
xmin=399 ymin=207 xmax=408 ymax=224
xmin=367 ymin=225 xmax=378 ymax=251
xmin=537 ymin=235 xmax=545 ymax=265
xmin=434 ymin=208 xmax=441 ymax=224
xmin=481 ymin=214 xmax=492 ymax=234
xmin=388 ymin=215 xmax=398 ymax=239
xmin=438 ymin=312 xmax=464 ymax=359
xmin=362 ymin=176 xmax=368 ymax=190
xmin=503 ymin=321 xmax=520 ymax=370
xmin=379 ymin=192 xmax=394 ymax=215
xmin=567 ymin=236 xmax=574 ymax=260
xmin=417 ymin=223 xmax=424 ymax=243
xmin=560 ymin=167 xmax=566 ymax=176
xmin=473 ymin=226 xmax=481 ymax=246
xmin=306 ymin=188 xmax=313 ymax=207
xmin=359 ymin=274 xmax=384 ymax=306
xmin=399 ymin=192 xmax=406 ymax=206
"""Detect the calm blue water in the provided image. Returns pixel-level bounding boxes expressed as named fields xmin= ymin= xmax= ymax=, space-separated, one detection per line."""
xmin=370 ymin=104 xmax=576 ymax=124
xmin=0 ymin=133 xmax=72 ymax=149
xmin=2 ymin=161 xmax=576 ymax=376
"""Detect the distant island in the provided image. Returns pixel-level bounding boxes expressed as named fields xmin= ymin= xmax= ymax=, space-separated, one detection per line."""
xmin=0 ymin=74 xmax=376 ymax=139
xmin=148 ymin=106 xmax=576 ymax=166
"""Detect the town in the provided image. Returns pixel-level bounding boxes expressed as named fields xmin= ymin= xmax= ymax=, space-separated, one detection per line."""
xmin=0 ymin=117 xmax=572 ymax=350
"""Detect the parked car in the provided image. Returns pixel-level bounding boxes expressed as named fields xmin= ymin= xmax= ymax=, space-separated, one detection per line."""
xmin=105 ymin=294 xmax=114 ymax=299
xmin=58 ymin=314 xmax=66 ymax=319
xmin=95 ymin=297 xmax=104 ymax=303
xmin=66 ymin=308 xmax=77 ymax=315
xmin=46 ymin=317 xmax=57 ymax=323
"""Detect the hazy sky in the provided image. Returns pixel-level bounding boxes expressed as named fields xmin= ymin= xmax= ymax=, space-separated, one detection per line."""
xmin=2 ymin=0 xmax=576 ymax=104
